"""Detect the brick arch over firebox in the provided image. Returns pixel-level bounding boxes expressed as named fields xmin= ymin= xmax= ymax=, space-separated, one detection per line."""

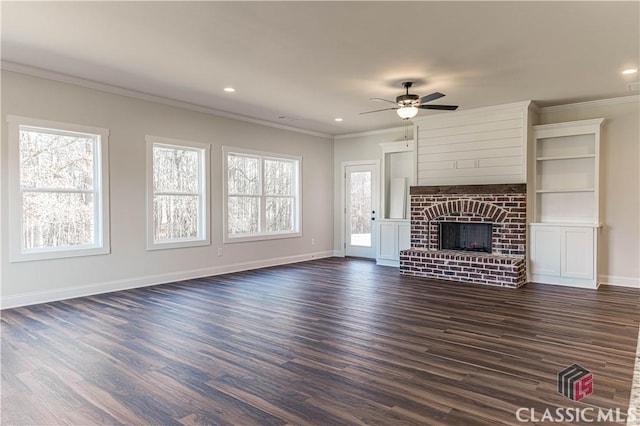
xmin=423 ymin=200 xmax=509 ymax=223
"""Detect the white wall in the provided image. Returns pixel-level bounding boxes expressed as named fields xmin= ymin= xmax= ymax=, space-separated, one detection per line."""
xmin=333 ymin=126 xmax=414 ymax=254
xmin=1 ymin=71 xmax=335 ymax=307
xmin=538 ymin=97 xmax=639 ymax=287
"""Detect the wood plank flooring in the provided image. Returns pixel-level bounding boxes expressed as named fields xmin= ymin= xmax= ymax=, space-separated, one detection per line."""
xmin=2 ymin=257 xmax=639 ymax=425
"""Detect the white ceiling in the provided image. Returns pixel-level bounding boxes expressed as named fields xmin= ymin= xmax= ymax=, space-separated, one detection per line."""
xmin=2 ymin=1 xmax=638 ymax=136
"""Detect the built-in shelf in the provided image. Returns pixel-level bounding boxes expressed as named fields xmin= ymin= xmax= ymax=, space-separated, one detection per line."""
xmin=536 ymin=188 xmax=594 ymax=193
xmin=536 ymin=154 xmax=596 ymax=161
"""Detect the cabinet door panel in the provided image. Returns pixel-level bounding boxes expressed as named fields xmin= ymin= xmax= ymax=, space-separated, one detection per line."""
xmin=562 ymin=228 xmax=594 ymax=279
xmin=530 ymin=227 xmax=561 ymax=276
xmin=398 ymin=223 xmax=411 ymax=252
xmin=378 ymin=222 xmax=398 ymax=260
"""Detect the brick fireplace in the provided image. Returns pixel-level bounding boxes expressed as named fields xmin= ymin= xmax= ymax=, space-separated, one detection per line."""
xmin=400 ymin=184 xmax=527 ymax=288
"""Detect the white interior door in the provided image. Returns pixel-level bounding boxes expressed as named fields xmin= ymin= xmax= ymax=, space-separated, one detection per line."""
xmin=345 ymin=163 xmax=379 ymax=258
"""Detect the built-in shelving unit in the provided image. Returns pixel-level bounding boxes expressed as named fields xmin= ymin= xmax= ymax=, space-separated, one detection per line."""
xmin=532 ymin=127 xmax=599 ymax=225
xmin=534 ymin=124 xmax=599 ymax=225
xmin=529 ymin=118 xmax=604 ymax=288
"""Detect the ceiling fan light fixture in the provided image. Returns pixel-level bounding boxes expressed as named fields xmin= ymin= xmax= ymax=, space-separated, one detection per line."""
xmin=397 ymin=106 xmax=418 ymax=119
xmin=360 ymin=82 xmax=457 ymax=118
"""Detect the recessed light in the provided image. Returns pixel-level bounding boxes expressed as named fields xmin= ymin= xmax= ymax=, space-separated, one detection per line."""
xmin=224 ymin=87 xmax=236 ymax=92
xmin=335 ymin=118 xmax=343 ymax=122
xmin=622 ymin=69 xmax=638 ymax=75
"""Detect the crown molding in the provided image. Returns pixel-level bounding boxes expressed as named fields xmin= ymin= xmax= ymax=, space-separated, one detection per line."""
xmin=334 ymin=124 xmax=412 ymax=140
xmin=540 ymin=95 xmax=640 ymax=114
xmin=529 ymin=101 xmax=541 ymax=112
xmin=412 ymin=100 xmax=533 ymax=125
xmin=1 ymin=61 xmax=333 ymax=140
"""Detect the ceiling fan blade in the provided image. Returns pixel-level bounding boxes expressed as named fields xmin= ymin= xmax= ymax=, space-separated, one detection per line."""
xmin=418 ymin=104 xmax=459 ymax=111
xmin=419 ymin=92 xmax=445 ymax=104
xmin=360 ymin=107 xmax=398 ymax=115
xmin=369 ymin=97 xmax=398 ymax=105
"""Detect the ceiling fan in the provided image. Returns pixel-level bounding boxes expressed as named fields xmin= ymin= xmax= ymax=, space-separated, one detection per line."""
xmin=361 ymin=81 xmax=458 ymax=119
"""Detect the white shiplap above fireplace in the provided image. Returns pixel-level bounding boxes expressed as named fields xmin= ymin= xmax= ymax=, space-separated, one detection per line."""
xmin=413 ymin=101 xmax=535 ymax=186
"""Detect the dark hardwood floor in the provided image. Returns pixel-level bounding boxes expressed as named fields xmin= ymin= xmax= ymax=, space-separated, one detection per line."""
xmin=2 ymin=258 xmax=639 ymax=425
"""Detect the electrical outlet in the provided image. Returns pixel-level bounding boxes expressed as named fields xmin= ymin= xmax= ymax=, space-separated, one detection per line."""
xmin=311 ymin=238 xmax=315 ymax=245
xmin=217 ymin=248 xmax=223 ymax=257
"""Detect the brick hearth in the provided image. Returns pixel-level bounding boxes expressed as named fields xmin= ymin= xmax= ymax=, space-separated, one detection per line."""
xmin=400 ymin=184 xmax=527 ymax=288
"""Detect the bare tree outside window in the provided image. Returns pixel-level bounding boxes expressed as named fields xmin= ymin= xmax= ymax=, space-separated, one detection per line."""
xmin=19 ymin=128 xmax=97 ymax=249
xmin=228 ymin=196 xmax=259 ymax=234
xmin=264 ymin=159 xmax=294 ymax=232
xmin=349 ymin=171 xmax=372 ymax=246
xmin=226 ymin=151 xmax=299 ymax=239
xmin=152 ymin=145 xmax=202 ymax=241
xmin=227 ymin=154 xmax=260 ymax=235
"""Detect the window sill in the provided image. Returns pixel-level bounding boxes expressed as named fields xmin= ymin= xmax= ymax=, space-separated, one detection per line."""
xmin=147 ymin=238 xmax=210 ymax=251
xmin=224 ymin=231 xmax=302 ymax=244
xmin=10 ymin=245 xmax=110 ymax=263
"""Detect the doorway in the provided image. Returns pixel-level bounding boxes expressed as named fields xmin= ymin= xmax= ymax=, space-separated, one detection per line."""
xmin=344 ymin=162 xmax=379 ymax=258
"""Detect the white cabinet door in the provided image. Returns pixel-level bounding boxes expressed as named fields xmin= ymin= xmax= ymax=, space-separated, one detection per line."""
xmin=530 ymin=226 xmax=561 ymax=276
xmin=398 ymin=223 xmax=411 ymax=252
xmin=529 ymin=224 xmax=598 ymax=288
xmin=377 ymin=219 xmax=411 ymax=266
xmin=378 ymin=222 xmax=398 ymax=260
xmin=562 ymin=227 xmax=594 ymax=279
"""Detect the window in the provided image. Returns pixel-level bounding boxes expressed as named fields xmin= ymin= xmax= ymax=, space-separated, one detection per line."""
xmin=7 ymin=116 xmax=110 ymax=262
xmin=146 ymin=136 xmax=210 ymax=250
xmin=223 ymin=147 xmax=301 ymax=242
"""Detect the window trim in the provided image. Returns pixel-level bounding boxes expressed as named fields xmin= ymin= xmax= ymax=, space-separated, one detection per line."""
xmin=223 ymin=146 xmax=302 ymax=244
xmin=7 ymin=115 xmax=110 ymax=262
xmin=146 ymin=136 xmax=211 ymax=251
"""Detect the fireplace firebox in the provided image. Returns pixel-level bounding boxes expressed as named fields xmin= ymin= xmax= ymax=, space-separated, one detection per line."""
xmin=439 ymin=222 xmax=492 ymax=253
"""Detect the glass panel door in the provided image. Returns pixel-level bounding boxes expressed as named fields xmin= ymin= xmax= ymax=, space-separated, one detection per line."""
xmin=345 ymin=163 xmax=378 ymax=258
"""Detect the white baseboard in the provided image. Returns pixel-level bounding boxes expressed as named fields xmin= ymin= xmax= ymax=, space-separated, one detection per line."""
xmin=1 ymin=250 xmax=335 ymax=309
xmin=333 ymin=249 xmax=345 ymax=257
xmin=599 ymin=274 xmax=640 ymax=288
xmin=376 ymin=258 xmax=399 ymax=267
xmin=530 ymin=273 xmax=599 ymax=289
